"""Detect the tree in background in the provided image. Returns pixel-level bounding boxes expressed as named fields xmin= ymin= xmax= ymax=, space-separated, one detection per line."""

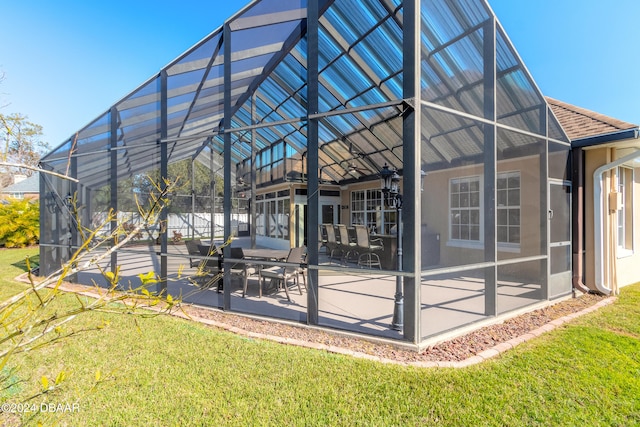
xmin=90 ymin=158 xmax=225 ymax=215
xmin=0 ymin=113 xmax=50 ymax=188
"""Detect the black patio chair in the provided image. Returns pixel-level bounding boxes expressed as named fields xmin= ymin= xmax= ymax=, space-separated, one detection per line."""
xmin=185 ymin=238 xmax=202 ymax=268
xmin=226 ymin=247 xmax=257 ymax=298
xmin=258 ymin=246 xmax=306 ymax=301
xmin=318 ymin=224 xmax=328 ymax=254
xmin=189 ymin=243 xmax=222 ymax=289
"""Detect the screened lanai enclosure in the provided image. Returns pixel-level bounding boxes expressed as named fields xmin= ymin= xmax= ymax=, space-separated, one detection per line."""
xmin=39 ymin=0 xmax=572 ymax=346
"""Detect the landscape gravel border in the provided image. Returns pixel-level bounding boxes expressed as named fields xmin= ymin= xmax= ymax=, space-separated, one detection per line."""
xmin=178 ymin=293 xmax=614 ymax=367
xmin=45 ymin=278 xmax=615 ymax=368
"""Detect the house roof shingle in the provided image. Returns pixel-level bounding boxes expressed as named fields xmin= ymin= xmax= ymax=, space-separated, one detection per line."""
xmin=546 ymin=97 xmax=638 ymax=141
xmin=3 ymin=174 xmax=39 ymax=194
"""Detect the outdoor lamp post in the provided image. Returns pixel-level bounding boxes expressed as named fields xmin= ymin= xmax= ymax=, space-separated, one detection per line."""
xmin=45 ymin=192 xmax=58 ymax=214
xmin=380 ymin=164 xmax=403 ymax=331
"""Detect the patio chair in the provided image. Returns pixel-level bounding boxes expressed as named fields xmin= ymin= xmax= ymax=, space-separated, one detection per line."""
xmin=354 ymin=224 xmax=383 ymax=269
xmin=323 ymin=224 xmax=341 ymax=263
xmin=318 ymin=224 xmax=328 ymax=254
xmin=296 ymin=246 xmax=308 ymax=292
xmin=226 ymin=247 xmax=257 ymax=297
xmin=258 ymin=246 xmax=306 ymax=301
xmin=197 ymin=243 xmax=222 ymax=272
xmin=189 ymin=243 xmax=222 ymax=289
xmin=336 ymin=224 xmax=357 ymax=263
xmin=185 ymin=238 xmax=202 ymax=268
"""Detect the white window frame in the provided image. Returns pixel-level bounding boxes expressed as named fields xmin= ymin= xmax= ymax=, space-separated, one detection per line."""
xmin=497 ymin=171 xmax=521 ymax=248
xmin=256 ymin=192 xmax=290 ymax=241
xmin=448 ymin=175 xmax=483 ymax=245
xmin=447 ymin=172 xmax=521 ymax=252
xmin=617 ymin=166 xmax=634 ymax=257
xmin=350 ymin=189 xmax=394 ymax=234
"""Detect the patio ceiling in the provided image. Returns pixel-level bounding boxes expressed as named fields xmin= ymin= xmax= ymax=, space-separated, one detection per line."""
xmin=41 ymin=0 xmax=568 ymax=191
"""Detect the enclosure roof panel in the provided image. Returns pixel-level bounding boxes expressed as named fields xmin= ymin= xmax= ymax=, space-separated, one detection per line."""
xmin=42 ymin=0 xmax=568 ymax=190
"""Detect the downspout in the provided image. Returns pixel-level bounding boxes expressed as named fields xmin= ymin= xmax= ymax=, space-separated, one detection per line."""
xmin=572 ymin=148 xmax=590 ymax=295
xmin=593 ymin=148 xmax=640 ymax=294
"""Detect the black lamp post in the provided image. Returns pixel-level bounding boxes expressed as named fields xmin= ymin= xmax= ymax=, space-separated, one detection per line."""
xmin=380 ymin=164 xmax=403 ymax=331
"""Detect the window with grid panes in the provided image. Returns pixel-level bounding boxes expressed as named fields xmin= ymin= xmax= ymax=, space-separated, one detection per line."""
xmin=450 ymin=177 xmax=481 ymax=241
xmin=617 ymin=167 xmax=634 ymax=252
xmin=351 ymin=189 xmax=394 ymax=234
xmin=351 ymin=190 xmax=365 ymax=226
xmin=255 ymin=191 xmax=290 ymax=241
xmin=497 ymin=172 xmax=520 ymax=244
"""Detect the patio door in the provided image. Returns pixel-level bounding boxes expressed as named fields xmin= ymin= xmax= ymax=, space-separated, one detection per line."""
xmin=293 ymin=196 xmax=340 ymax=247
xmin=548 ymin=181 xmax=572 ymax=297
xmin=321 ymin=203 xmax=337 ymax=224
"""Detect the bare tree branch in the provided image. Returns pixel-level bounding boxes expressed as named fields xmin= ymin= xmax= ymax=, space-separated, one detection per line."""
xmin=0 ymin=176 xmax=182 ymax=371
xmin=0 ymin=161 xmax=79 ymax=182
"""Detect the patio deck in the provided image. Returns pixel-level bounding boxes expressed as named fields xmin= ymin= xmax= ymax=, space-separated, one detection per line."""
xmin=76 ymin=239 xmax=546 ymax=342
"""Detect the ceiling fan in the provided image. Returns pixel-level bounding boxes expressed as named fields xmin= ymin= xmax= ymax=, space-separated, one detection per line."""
xmin=343 ymin=162 xmax=369 ymax=178
xmin=340 ymin=139 xmax=374 ymax=178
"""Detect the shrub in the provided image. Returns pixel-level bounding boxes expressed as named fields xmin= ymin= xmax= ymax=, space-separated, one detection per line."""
xmin=0 ymin=198 xmax=39 ymax=247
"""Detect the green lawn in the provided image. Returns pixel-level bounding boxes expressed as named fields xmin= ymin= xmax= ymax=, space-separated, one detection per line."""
xmin=1 ymin=247 xmax=639 ymax=426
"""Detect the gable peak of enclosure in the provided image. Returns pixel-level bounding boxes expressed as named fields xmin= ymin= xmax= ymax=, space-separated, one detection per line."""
xmin=40 ymin=0 xmax=573 ymax=346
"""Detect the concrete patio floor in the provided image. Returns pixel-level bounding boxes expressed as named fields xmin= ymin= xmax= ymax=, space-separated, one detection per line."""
xmin=77 ymin=239 xmax=547 ymax=342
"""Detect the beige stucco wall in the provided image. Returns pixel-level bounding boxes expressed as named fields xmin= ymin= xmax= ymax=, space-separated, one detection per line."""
xmin=584 ymin=147 xmax=608 ymax=289
xmin=314 ymin=154 xmax=555 ymax=281
xmin=584 ymin=146 xmax=640 ymax=290
xmin=422 ymin=163 xmax=485 ymax=266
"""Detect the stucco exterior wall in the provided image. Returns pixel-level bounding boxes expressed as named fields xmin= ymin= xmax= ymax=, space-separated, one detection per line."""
xmin=584 ymin=146 xmax=640 ymax=290
xmin=584 ymin=147 xmax=608 ymax=289
xmin=422 ymin=164 xmax=485 ymax=266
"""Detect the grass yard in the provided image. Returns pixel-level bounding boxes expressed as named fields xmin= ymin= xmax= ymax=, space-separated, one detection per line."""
xmin=1 ymin=247 xmax=639 ymax=426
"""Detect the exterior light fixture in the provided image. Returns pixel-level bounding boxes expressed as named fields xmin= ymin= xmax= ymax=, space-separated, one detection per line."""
xmin=45 ymin=192 xmax=58 ymax=214
xmin=380 ymin=163 xmax=402 ymax=208
xmin=380 ymin=163 xmax=394 ymax=193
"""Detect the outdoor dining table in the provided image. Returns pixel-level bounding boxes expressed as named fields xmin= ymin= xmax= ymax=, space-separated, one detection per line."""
xmin=240 ymin=248 xmax=289 ymax=261
xmin=239 ymin=248 xmax=291 ymax=295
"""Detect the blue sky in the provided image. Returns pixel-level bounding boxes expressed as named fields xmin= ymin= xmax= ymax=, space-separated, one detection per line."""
xmin=1 ymin=0 xmax=639 ymax=148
